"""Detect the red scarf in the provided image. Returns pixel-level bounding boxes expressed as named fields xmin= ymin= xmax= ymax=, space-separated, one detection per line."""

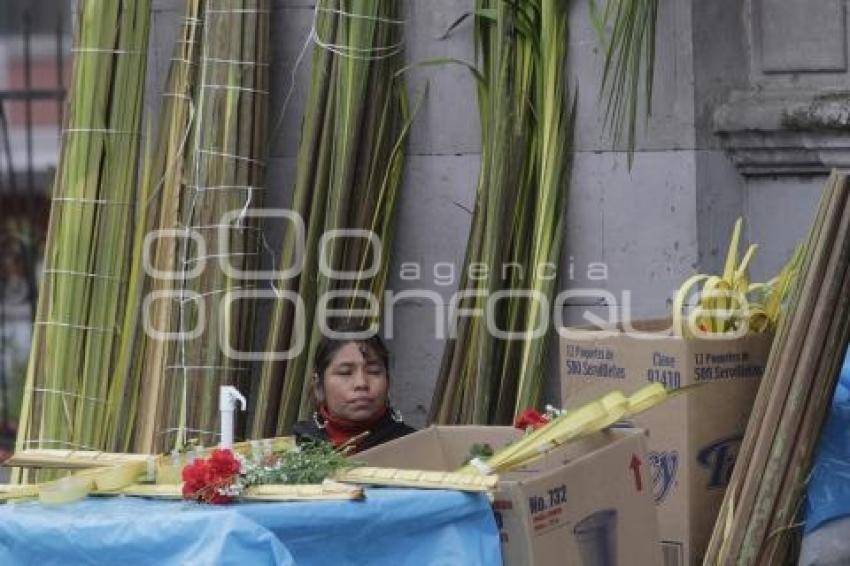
xmin=320 ymin=405 xmax=388 ymax=449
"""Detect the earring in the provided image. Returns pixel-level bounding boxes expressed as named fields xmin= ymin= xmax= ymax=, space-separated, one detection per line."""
xmin=313 ymin=411 xmax=326 ymax=429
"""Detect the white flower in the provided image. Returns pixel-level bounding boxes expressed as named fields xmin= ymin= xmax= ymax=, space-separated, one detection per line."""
xmin=545 ymin=404 xmax=565 ymax=418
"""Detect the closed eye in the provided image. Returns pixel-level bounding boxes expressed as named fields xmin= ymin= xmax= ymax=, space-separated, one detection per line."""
xmin=332 ymin=363 xmax=355 ymax=376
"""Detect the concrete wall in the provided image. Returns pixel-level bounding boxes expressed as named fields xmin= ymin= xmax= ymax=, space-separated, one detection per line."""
xmin=145 ymin=0 xmax=836 ymax=427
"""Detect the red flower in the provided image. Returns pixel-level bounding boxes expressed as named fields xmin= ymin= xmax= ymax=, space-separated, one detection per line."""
xmin=514 ymin=409 xmax=549 ymax=431
xmin=181 ymin=450 xmax=240 ymax=504
xmin=181 ymin=459 xmax=205 ymax=487
xmin=209 ymin=449 xmax=241 ymax=476
xmin=209 ymin=449 xmax=241 ymax=477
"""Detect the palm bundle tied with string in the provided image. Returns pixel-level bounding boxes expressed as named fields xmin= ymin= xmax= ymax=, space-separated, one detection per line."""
xmin=15 ymin=0 xmax=271 ymax=462
xmin=15 ymin=0 xmax=152 ymax=478
xmin=253 ymin=0 xmax=416 ymax=437
xmin=110 ymin=0 xmax=207 ymax=455
xmin=131 ymin=0 xmax=271 ymax=454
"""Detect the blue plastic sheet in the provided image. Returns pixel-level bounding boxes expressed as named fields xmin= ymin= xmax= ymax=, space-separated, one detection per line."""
xmin=0 ymin=489 xmax=501 ymax=565
xmin=805 ymin=349 xmax=850 ymax=534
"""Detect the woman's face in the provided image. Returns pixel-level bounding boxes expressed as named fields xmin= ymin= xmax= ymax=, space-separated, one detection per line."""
xmin=321 ymin=342 xmax=389 ymax=422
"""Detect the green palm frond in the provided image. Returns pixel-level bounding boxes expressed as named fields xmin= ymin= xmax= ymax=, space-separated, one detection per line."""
xmin=594 ymin=0 xmax=659 ymax=162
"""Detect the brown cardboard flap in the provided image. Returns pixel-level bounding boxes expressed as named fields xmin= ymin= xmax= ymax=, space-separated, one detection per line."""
xmin=354 ymin=427 xmax=447 ymax=470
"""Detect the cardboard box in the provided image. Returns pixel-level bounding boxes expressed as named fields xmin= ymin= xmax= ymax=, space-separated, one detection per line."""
xmin=559 ymin=319 xmax=773 ymax=566
xmin=358 ymin=426 xmax=662 ymax=566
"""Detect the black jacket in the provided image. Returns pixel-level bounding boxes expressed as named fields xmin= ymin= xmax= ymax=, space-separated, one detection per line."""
xmin=293 ymin=409 xmax=416 ymax=453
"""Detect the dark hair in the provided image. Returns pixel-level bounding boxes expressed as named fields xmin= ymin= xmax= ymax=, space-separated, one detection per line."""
xmin=313 ymin=320 xmax=390 ymax=383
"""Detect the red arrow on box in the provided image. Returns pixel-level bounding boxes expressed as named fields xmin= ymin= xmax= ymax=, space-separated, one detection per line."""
xmin=629 ymin=454 xmax=643 ymax=492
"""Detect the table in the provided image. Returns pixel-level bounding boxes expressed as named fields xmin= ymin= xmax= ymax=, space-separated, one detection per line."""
xmin=0 ymin=488 xmax=502 ymax=565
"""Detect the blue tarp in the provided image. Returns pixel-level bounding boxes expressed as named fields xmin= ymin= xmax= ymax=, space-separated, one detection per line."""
xmin=805 ymin=349 xmax=850 ymax=534
xmin=0 ymin=489 xmax=501 ymax=565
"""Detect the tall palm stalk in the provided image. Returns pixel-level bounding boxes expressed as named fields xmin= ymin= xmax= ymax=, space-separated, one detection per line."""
xmin=253 ymin=0 xmax=412 ymax=437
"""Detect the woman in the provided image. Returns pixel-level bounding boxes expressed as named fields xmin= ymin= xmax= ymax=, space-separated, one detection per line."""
xmin=293 ymin=327 xmax=415 ymax=453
